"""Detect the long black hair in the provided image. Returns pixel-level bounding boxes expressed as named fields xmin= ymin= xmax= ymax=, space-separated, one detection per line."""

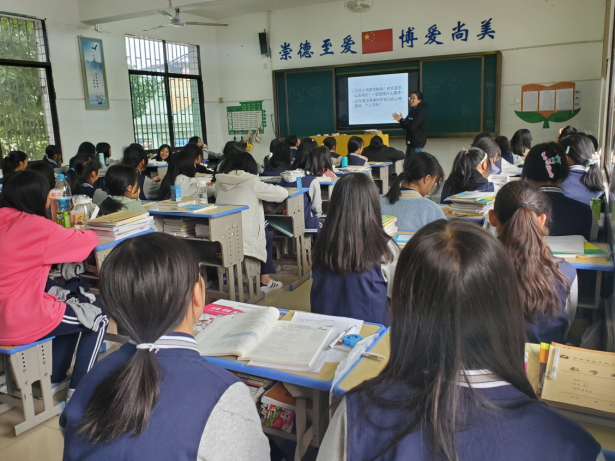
xmin=445 ymin=147 xmax=489 ymax=196
xmin=122 ymin=144 xmax=148 ymax=171
xmin=313 ymin=173 xmax=393 ymax=273
xmin=291 ymin=138 xmax=318 ymax=169
xmin=27 ymin=162 xmax=55 ymax=189
xmin=154 ymin=144 xmax=172 ymax=162
xmin=158 ymin=151 xmax=197 ymax=200
xmin=67 ymin=153 xmax=101 ymax=188
xmin=265 ymin=142 xmax=292 ymax=172
xmin=348 ymin=220 xmax=534 ymax=461
xmin=218 ymin=150 xmax=258 ymax=175
xmin=77 ymin=233 xmax=202 ymax=443
xmin=473 ymin=137 xmax=501 ymax=164
xmin=99 ymin=165 xmax=140 ymax=215
xmin=0 ymin=170 xmax=51 ymax=218
xmin=96 ymin=142 xmax=111 ymax=159
xmin=522 ymin=142 xmax=569 ymax=185
xmin=385 ymin=152 xmax=444 ymax=204
xmin=559 ymin=134 xmax=603 ymax=192
xmin=2 ymin=150 xmax=28 ymax=178
xmin=510 ymin=129 xmax=532 ymax=157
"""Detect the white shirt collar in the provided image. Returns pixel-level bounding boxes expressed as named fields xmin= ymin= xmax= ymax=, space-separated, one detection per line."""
xmin=129 ymin=334 xmax=200 ymax=354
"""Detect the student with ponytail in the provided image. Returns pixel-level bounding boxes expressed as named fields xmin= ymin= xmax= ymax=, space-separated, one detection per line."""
xmin=440 ymin=147 xmax=493 ymax=203
xmin=1 ymin=150 xmax=28 ymax=184
xmin=61 ymin=233 xmax=269 ymax=460
xmin=318 ymin=220 xmax=601 ymax=461
xmin=99 ymin=165 xmax=147 ymax=215
xmin=489 ymin=181 xmax=577 ymax=343
xmin=380 ymin=152 xmax=446 ymax=232
xmin=522 ymin=142 xmax=596 ymax=241
xmin=67 ymin=153 xmax=108 ymax=205
xmin=559 ymin=133 xmax=604 ymax=205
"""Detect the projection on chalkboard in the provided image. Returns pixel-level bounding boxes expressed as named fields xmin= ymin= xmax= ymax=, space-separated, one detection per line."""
xmin=516 ymin=82 xmax=581 ymax=129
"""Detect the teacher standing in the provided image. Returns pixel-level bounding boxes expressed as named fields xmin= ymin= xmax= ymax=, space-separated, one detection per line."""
xmin=393 ymin=91 xmax=428 ymax=158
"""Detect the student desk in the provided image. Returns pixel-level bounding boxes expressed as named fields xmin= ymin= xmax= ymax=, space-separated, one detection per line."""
xmin=558 ymin=243 xmax=614 ymax=311
xmin=310 ymin=134 xmax=390 ymax=156
xmin=260 ymin=176 xmax=282 ymax=184
xmin=203 ymin=309 xmax=386 ymax=447
xmin=334 ymin=333 xmax=615 ymax=452
xmin=369 ymin=161 xmax=393 ymax=195
xmin=147 ymin=204 xmax=253 ymax=302
xmin=334 ymin=167 xmax=372 ymax=176
xmin=266 ymin=188 xmax=312 ymax=291
xmin=439 ymin=205 xmax=485 ymax=223
xmin=319 ymin=177 xmax=339 ymax=216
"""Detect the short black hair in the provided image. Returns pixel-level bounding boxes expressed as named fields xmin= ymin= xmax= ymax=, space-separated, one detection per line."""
xmin=0 ymin=170 xmax=51 ymax=218
xmin=522 ymin=142 xmax=569 ymax=184
xmin=188 ymin=136 xmax=201 ymax=145
xmin=122 ymin=144 xmax=148 ymax=169
xmin=96 ymin=142 xmax=111 ymax=158
xmin=285 ymin=135 xmax=299 ymax=147
xmin=347 ymin=136 xmax=364 ymax=154
xmin=78 ymin=142 xmax=96 ymax=155
xmin=323 ymin=137 xmax=337 ymax=150
xmin=27 ymin=162 xmax=55 ymax=189
xmin=45 ymin=145 xmax=60 ymax=159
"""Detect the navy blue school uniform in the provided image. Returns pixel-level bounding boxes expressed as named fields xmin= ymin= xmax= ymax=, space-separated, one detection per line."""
xmin=331 ymin=152 xmax=340 ymax=160
xmin=280 ymin=175 xmax=321 ymax=231
xmin=137 ymin=171 xmax=147 ymax=201
xmin=261 ymin=165 xmax=288 ymax=177
xmin=290 ymin=146 xmax=298 ymax=160
xmin=339 ymin=379 xmax=601 ymax=461
xmin=440 ymin=170 xmax=494 ymax=204
xmin=347 ymin=153 xmax=368 ymax=166
xmin=560 ymin=166 xmax=604 ymax=206
xmin=502 ymin=151 xmax=515 ymax=165
xmin=525 ymin=260 xmax=576 ymax=344
xmin=61 ymin=333 xmax=242 ymax=461
xmin=310 ymin=241 xmax=398 ymax=325
xmin=540 ymin=186 xmax=594 ymax=241
xmin=78 ymin=183 xmax=95 ymax=199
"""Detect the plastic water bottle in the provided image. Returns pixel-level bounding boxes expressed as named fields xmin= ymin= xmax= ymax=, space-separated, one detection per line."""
xmin=340 ymin=156 xmax=349 ymax=168
xmin=53 ymin=174 xmax=72 ymax=228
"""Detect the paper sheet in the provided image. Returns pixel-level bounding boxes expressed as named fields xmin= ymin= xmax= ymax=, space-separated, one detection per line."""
xmin=556 ymin=88 xmax=574 ymax=111
xmin=539 ymin=90 xmax=555 ymax=111
xmin=522 ymin=91 xmax=538 ymax=112
xmin=544 ymin=235 xmax=585 ymax=255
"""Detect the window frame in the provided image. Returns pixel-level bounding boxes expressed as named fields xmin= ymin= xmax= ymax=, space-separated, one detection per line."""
xmin=125 ymin=36 xmax=207 ymax=152
xmin=0 ymin=15 xmax=61 ymax=158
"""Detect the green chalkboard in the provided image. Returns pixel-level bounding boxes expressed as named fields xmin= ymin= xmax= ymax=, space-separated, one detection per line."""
xmin=274 ymin=52 xmax=500 ymax=138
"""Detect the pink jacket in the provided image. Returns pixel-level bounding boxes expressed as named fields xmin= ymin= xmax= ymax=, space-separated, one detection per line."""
xmin=0 ymin=208 xmax=98 ymax=345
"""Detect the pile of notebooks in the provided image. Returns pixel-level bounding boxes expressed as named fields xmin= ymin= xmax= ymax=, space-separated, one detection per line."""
xmin=162 ymin=218 xmax=197 ymax=238
xmin=157 ymin=198 xmax=197 ymax=210
xmin=195 ymin=223 xmax=210 ymax=238
xmin=382 ymin=215 xmax=398 ymax=236
xmin=443 ymin=191 xmax=496 ymax=217
xmin=86 ymin=211 xmax=153 ymax=243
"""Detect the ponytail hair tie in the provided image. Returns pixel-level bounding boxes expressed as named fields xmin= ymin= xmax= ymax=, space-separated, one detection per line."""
xmin=585 ymin=157 xmax=598 ymax=166
xmin=136 ymin=343 xmax=160 ymax=353
xmin=517 ymin=202 xmax=528 ymax=209
xmin=565 ymin=145 xmax=571 ymax=154
xmin=541 ymin=152 xmax=561 ymax=179
xmin=69 ymin=167 xmax=75 ymax=171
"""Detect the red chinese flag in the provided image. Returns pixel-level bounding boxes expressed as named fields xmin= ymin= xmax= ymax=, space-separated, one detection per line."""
xmin=361 ymin=29 xmax=393 ymax=54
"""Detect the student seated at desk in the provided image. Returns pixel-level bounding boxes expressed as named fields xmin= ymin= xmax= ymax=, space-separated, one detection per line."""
xmin=323 ymin=136 xmax=340 ymax=165
xmin=522 ymin=142 xmax=597 ymax=242
xmin=27 ymin=161 xmax=56 ymax=189
xmin=286 ymin=134 xmax=300 ymax=159
xmin=61 ymin=233 xmax=269 ymax=460
xmin=43 ymin=144 xmax=62 ymax=170
xmin=262 ymin=141 xmax=292 ymax=176
xmin=380 ymin=152 xmax=446 ymax=232
xmin=122 ymin=144 xmax=161 ymax=201
xmin=0 ymin=171 xmax=108 ymax=400
xmin=559 ymin=134 xmax=604 ymax=206
xmin=473 ymin=136 xmax=503 ymax=175
xmin=489 ymin=181 xmax=577 ymax=344
xmin=183 ymin=143 xmax=214 ymax=175
xmin=157 ymin=151 xmax=200 ymax=200
xmin=311 ymin=173 xmax=399 ymax=325
xmin=1 ymin=150 xmax=28 ymax=185
xmin=318 ymin=220 xmax=602 ymax=461
xmin=215 ymin=152 xmax=288 ymax=293
xmin=99 ymin=165 xmax=148 ymax=215
xmin=511 ymin=128 xmax=532 ymax=163
xmin=495 ymin=135 xmax=516 ymax=166
xmin=67 ymin=153 xmax=108 ymax=205
xmin=346 ymin=136 xmax=369 ymax=166
xmin=440 ymin=147 xmax=494 ymax=203
xmin=153 ymin=143 xmax=172 ymax=162
xmin=362 ymin=135 xmax=405 ymax=163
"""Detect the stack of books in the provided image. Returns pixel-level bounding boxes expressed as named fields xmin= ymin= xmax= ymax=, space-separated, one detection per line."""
xmin=157 ymin=197 xmax=197 ymax=209
xmin=195 ymin=223 xmax=210 ymax=238
xmin=443 ymin=191 xmax=496 ymax=217
xmin=162 ymin=217 xmax=197 ymax=238
xmin=87 ymin=211 xmax=152 ymax=244
xmin=382 ymin=215 xmax=398 ymax=236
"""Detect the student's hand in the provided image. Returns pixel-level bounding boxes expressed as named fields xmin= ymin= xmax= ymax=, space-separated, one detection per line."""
xmin=392 ymin=113 xmax=403 ymax=122
xmin=206 ymin=182 xmax=214 ymax=186
xmin=152 ymin=176 xmax=162 ymax=183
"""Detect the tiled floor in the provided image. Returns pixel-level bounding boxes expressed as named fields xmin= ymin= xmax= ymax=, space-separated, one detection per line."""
xmin=0 ymin=268 xmax=311 ymax=460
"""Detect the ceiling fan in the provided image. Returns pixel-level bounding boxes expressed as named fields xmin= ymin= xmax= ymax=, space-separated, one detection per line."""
xmin=344 ymin=0 xmax=374 ymax=13
xmin=143 ymin=8 xmax=228 ymax=31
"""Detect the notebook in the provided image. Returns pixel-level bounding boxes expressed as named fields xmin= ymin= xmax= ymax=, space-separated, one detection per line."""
xmin=195 ymin=306 xmax=332 ymax=368
xmin=268 ymin=217 xmax=294 ymax=237
xmin=394 ymin=232 xmax=414 ymax=247
xmin=541 ymin=343 xmax=615 ymax=420
xmin=544 ymin=235 xmax=585 ymax=255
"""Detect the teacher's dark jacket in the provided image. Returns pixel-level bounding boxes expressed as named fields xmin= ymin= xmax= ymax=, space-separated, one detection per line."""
xmin=399 ymin=102 xmax=428 ymax=148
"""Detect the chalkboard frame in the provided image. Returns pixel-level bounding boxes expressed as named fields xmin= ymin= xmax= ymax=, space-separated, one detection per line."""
xmin=273 ymin=51 xmax=501 ymax=139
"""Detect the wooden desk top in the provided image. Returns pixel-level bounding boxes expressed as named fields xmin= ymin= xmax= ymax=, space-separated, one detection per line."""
xmin=558 ymin=243 xmax=614 ymax=272
xmin=337 ymin=331 xmax=390 ymax=393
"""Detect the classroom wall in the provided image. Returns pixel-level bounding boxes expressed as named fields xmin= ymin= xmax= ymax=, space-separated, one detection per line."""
xmin=211 ymin=0 xmax=607 ymax=173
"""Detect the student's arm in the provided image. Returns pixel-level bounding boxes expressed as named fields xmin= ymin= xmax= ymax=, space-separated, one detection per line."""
xmin=143 ymin=176 xmax=161 ymax=200
xmin=92 ymin=188 xmax=108 ymax=206
xmin=387 ymin=147 xmax=405 ymax=162
xmin=43 ymin=226 xmax=98 ymax=265
xmin=197 ymin=382 xmax=270 ymax=461
xmin=316 ymin=398 xmax=347 ymax=461
xmin=253 ymin=180 xmax=289 ymax=203
xmin=382 ymin=240 xmax=401 ymax=298
xmin=310 ymin=180 xmax=323 ymax=215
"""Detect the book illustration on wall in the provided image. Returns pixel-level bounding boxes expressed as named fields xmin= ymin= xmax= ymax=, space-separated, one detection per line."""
xmin=515 ymin=82 xmax=580 ymax=128
xmin=78 ymin=36 xmax=109 ymax=110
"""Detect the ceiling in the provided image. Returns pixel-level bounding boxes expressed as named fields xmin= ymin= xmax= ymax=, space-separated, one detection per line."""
xmin=185 ymin=0 xmax=343 ymax=20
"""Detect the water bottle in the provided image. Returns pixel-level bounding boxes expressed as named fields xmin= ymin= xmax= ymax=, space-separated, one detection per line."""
xmin=197 ymin=178 xmax=209 ymax=204
xmin=296 ymin=176 xmax=303 ymax=190
xmin=51 ymin=174 xmax=71 ymax=224
xmin=71 ymin=195 xmax=96 ymax=229
xmin=340 ymin=156 xmax=349 ymax=167
xmin=53 ymin=174 xmax=72 ymax=228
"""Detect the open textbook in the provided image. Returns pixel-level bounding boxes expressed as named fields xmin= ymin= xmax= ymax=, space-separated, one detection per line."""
xmin=195 ymin=306 xmax=332 ymax=368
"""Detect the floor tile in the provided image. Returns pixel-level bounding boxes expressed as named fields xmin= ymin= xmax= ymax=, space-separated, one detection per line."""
xmin=0 ymin=426 xmax=63 ymax=461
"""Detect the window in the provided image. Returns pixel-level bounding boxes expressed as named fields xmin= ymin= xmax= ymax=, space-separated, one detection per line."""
xmin=0 ymin=14 xmax=60 ymax=159
xmin=125 ymin=36 xmax=206 ymax=150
